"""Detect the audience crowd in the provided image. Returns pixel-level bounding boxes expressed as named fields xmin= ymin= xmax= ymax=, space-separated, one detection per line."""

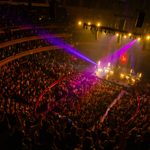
xmin=0 ymin=26 xmax=70 ymax=43
xmin=0 ymin=30 xmax=72 ymax=61
xmin=0 ymin=49 xmax=149 ymax=150
xmin=0 ymin=4 xmax=149 ymax=150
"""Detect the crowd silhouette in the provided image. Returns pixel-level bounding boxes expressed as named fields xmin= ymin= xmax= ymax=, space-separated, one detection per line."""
xmin=0 ymin=3 xmax=150 ymax=150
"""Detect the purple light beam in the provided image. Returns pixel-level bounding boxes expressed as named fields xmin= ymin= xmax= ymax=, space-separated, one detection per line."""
xmin=100 ymin=39 xmax=137 ymax=66
xmin=35 ymin=29 xmax=97 ymax=65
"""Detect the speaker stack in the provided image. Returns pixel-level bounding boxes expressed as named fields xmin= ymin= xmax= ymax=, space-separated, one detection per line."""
xmin=135 ymin=11 xmax=145 ymax=28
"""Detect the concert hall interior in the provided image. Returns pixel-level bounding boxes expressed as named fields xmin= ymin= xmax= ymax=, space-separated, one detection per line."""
xmin=0 ymin=1 xmax=150 ymax=150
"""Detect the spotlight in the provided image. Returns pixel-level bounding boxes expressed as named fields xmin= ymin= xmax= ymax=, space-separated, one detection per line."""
xmin=131 ymin=78 xmax=135 ymax=84
xmin=125 ymin=75 xmax=129 ymax=80
xmin=146 ymin=35 xmax=150 ymax=40
xmin=120 ymin=73 xmax=125 ymax=79
xmin=88 ymin=22 xmax=91 ymax=25
xmin=124 ymin=35 xmax=127 ymax=39
xmin=97 ymin=22 xmax=101 ymax=27
xmin=78 ymin=21 xmax=82 ymax=26
xmin=98 ymin=61 xmax=101 ymax=66
xmin=116 ymin=33 xmax=119 ymax=37
xmin=128 ymin=33 xmax=132 ymax=36
xmin=104 ymin=69 xmax=109 ymax=73
xmin=110 ymin=71 xmax=114 ymax=75
xmin=98 ymin=68 xmax=103 ymax=72
xmin=108 ymin=62 xmax=111 ymax=67
xmin=139 ymin=73 xmax=142 ymax=78
xmin=137 ymin=37 xmax=141 ymax=41
xmin=130 ymin=69 xmax=133 ymax=74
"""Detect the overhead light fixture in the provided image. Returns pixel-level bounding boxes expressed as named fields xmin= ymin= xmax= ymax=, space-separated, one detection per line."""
xmin=88 ymin=22 xmax=91 ymax=25
xmin=146 ymin=35 xmax=150 ymax=40
xmin=78 ymin=21 xmax=82 ymax=26
xmin=97 ymin=22 xmax=101 ymax=27
xmin=83 ymin=22 xmax=88 ymax=29
xmin=128 ymin=33 xmax=132 ymax=36
xmin=137 ymin=37 xmax=141 ymax=41
xmin=124 ymin=35 xmax=127 ymax=39
xmin=116 ymin=33 xmax=119 ymax=37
